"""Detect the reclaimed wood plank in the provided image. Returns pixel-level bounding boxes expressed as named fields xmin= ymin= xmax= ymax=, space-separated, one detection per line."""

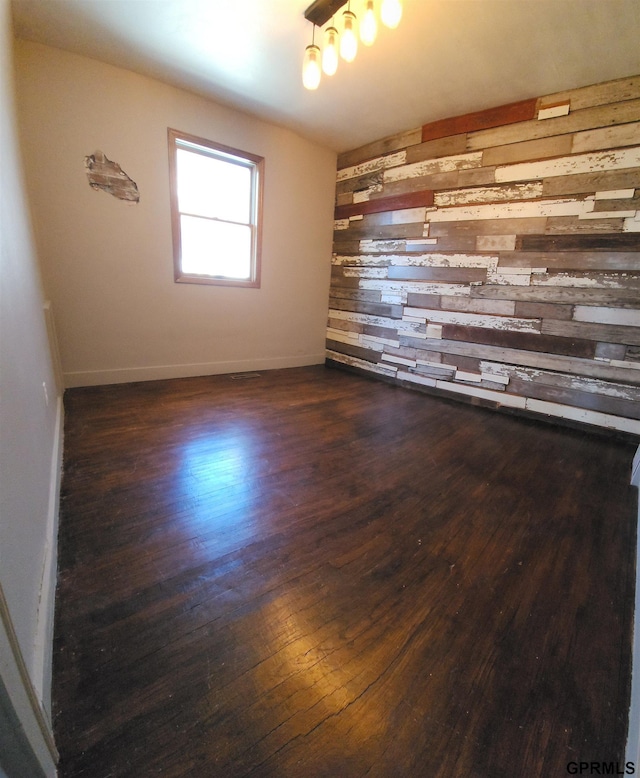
xmin=421 ymin=99 xmax=538 ymax=142
xmin=441 ymin=323 xmax=595 ymax=358
xmin=335 ymin=170 xmax=385 ymax=196
xmin=439 ymin=295 xmax=517 ymax=316
xmin=542 ymin=169 xmax=640 ymax=197
xmin=542 ymin=74 xmax=640 ymax=112
xmin=397 ymin=335 xmax=640 ymax=385
xmin=481 ymin=135 xmax=575 ymax=168
xmin=467 ymin=100 xmax=640 ymax=151
xmin=545 ymin=216 xmax=625 ymax=234
xmin=518 ymin=233 xmax=640 ymax=251
xmin=573 ymin=306 xmax=640 ymax=327
xmin=522 ymin=397 xmax=640 ymax=435
xmin=541 ymin=319 xmax=640 ymax=346
xmin=509 ymin=378 xmax=640 ymax=420
xmin=384 ymin=152 xmax=484 ymax=183
xmin=337 ymin=151 xmax=407 ymax=183
xmin=514 ymin=301 xmax=574 ymax=321
xmin=430 ymin=217 xmax=548 ymax=236
xmin=495 ymin=146 xmax=640 ymax=183
xmin=388 ymin=267 xmax=488 ymax=283
xmin=472 ymin=284 xmax=640 ymax=305
xmin=497 ymin=251 xmax=640 ymax=270
xmin=325 ymin=339 xmax=382 ymax=363
xmin=335 ymin=222 xmax=426 ymax=241
xmin=403 ymin=307 xmax=540 ymax=333
xmin=334 ymin=191 xmax=434 ymax=220
xmin=434 ymin=183 xmax=543 ymax=207
xmin=595 ymin=343 xmax=628 ymax=360
xmin=337 ymin=128 xmax=422 ymax=170
xmin=405 ymin=134 xmax=469 ymax=163
xmin=572 ymin=122 xmax=640 ymax=154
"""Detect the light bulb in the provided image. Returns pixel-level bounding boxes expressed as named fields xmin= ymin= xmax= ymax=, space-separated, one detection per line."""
xmin=340 ymin=10 xmax=358 ymax=62
xmin=361 ymin=0 xmax=377 ymax=46
xmin=322 ymin=26 xmax=339 ymax=76
xmin=381 ymin=0 xmax=402 ymax=28
xmin=302 ymin=44 xmax=321 ymax=90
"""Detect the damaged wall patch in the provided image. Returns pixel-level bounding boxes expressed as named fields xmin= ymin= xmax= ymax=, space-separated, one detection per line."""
xmin=84 ymin=151 xmax=139 ymax=203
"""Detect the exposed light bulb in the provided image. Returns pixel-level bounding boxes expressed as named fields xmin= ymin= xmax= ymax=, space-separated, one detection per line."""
xmin=340 ymin=10 xmax=358 ymax=62
xmin=381 ymin=0 xmax=402 ymax=29
xmin=302 ymin=44 xmax=321 ymax=90
xmin=361 ymin=0 xmax=378 ymax=46
xmin=322 ymin=26 xmax=339 ymax=76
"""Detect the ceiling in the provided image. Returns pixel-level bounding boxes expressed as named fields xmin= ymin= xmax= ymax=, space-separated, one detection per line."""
xmin=10 ymin=0 xmax=640 ymax=153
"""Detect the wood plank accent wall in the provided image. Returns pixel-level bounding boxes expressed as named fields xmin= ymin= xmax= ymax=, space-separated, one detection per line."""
xmin=326 ymin=75 xmax=640 ymax=437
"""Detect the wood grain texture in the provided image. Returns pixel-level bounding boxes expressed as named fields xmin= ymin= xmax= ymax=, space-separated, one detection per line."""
xmin=334 ymin=191 xmax=434 ymax=221
xmin=327 ymin=73 xmax=640 ymax=434
xmin=54 ymin=367 xmax=637 ymax=777
xmin=421 ymin=99 xmax=538 ymax=142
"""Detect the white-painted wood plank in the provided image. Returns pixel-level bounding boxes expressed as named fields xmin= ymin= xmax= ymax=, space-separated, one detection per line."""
xmin=440 ymin=296 xmax=516 ymax=316
xmin=426 ymin=198 xmax=591 ymax=223
xmin=456 ymin=370 xmax=483 ymax=382
xmin=524 ymin=398 xmax=640 ymax=435
xmin=383 ymin=152 xmax=483 ymax=183
xmin=326 ymin=350 xmax=398 ymax=377
xmin=573 ymin=306 xmax=640 ymax=327
xmin=495 ymin=146 xmax=640 ymax=183
xmin=595 ymin=188 xmax=636 ymax=200
xmin=334 ymin=219 xmax=350 ymax=230
xmin=361 ymin=280 xmax=473 ymax=296
xmin=402 ymin=307 xmax=540 ymax=332
xmin=434 ymin=183 xmax=543 ymax=207
xmin=336 ymin=150 xmax=407 ymax=182
xmin=537 ymin=102 xmax=571 ymax=120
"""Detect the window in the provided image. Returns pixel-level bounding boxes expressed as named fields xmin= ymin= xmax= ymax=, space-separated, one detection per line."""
xmin=168 ymin=128 xmax=264 ymax=287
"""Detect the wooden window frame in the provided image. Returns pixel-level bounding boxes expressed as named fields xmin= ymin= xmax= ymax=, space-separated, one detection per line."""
xmin=168 ymin=128 xmax=264 ymax=288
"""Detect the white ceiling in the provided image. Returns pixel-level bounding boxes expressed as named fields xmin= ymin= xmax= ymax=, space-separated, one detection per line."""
xmin=10 ymin=0 xmax=640 ymax=153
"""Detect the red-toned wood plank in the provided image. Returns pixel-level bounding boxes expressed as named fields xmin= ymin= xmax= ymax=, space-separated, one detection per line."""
xmin=421 ymin=98 xmax=538 ymax=143
xmin=334 ymin=190 xmax=434 ymax=220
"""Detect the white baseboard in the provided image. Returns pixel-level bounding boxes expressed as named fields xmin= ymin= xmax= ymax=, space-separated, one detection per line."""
xmin=626 ymin=444 xmax=640 ymax=770
xmin=63 ymin=353 xmax=327 ymax=388
xmin=31 ymin=395 xmax=64 ymax=720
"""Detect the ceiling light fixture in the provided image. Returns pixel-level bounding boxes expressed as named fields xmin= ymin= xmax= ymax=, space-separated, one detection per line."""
xmin=381 ymin=0 xmax=403 ymax=28
xmin=340 ymin=4 xmax=358 ymax=62
xmin=302 ymin=25 xmax=322 ymax=90
xmin=360 ymin=0 xmax=378 ymax=46
xmin=322 ymin=24 xmax=340 ymax=76
xmin=302 ymin=0 xmax=402 ymax=90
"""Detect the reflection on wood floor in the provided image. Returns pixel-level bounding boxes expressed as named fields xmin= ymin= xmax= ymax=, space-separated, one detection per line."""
xmin=54 ymin=365 xmax=638 ymax=777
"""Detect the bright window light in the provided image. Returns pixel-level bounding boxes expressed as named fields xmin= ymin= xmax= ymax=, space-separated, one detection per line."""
xmin=168 ymin=129 xmax=264 ymax=287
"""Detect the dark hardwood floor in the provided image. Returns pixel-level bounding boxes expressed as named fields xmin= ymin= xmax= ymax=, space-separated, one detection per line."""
xmin=53 ymin=365 xmax=638 ymax=778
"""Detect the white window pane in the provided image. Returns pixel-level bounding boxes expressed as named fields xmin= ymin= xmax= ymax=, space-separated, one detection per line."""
xmin=177 ymin=149 xmax=251 ymax=224
xmin=180 ymin=215 xmax=252 ymax=279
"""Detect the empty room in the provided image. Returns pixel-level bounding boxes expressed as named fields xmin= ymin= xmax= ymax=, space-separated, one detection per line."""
xmin=2 ymin=1 xmax=640 ymax=776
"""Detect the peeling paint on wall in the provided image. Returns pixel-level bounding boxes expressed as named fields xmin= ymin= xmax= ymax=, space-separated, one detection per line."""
xmin=84 ymin=151 xmax=139 ymax=203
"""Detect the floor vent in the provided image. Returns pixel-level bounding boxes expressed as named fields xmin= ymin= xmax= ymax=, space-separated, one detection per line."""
xmin=230 ymin=372 xmax=262 ymax=380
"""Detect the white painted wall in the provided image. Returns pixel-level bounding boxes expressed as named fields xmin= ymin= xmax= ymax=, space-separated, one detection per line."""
xmin=14 ymin=40 xmax=337 ymax=387
xmin=0 ymin=0 xmax=61 ymax=774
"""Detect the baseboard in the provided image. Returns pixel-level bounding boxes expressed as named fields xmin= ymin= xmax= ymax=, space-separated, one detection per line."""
xmin=63 ymin=353 xmax=327 ymax=388
xmin=626 ymin=445 xmax=640 ymax=771
xmin=32 ymin=395 xmax=64 ymax=720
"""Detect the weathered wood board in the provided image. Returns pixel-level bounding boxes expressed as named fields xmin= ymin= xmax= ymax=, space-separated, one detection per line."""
xmin=327 ymin=73 xmax=640 ymax=436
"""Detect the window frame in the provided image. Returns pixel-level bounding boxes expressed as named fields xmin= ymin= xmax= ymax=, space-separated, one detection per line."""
xmin=168 ymin=128 xmax=264 ymax=288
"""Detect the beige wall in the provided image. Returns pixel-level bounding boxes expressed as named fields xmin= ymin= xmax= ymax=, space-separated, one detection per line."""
xmin=0 ymin=1 xmax=60 ymax=773
xmin=15 ymin=40 xmax=336 ymax=387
